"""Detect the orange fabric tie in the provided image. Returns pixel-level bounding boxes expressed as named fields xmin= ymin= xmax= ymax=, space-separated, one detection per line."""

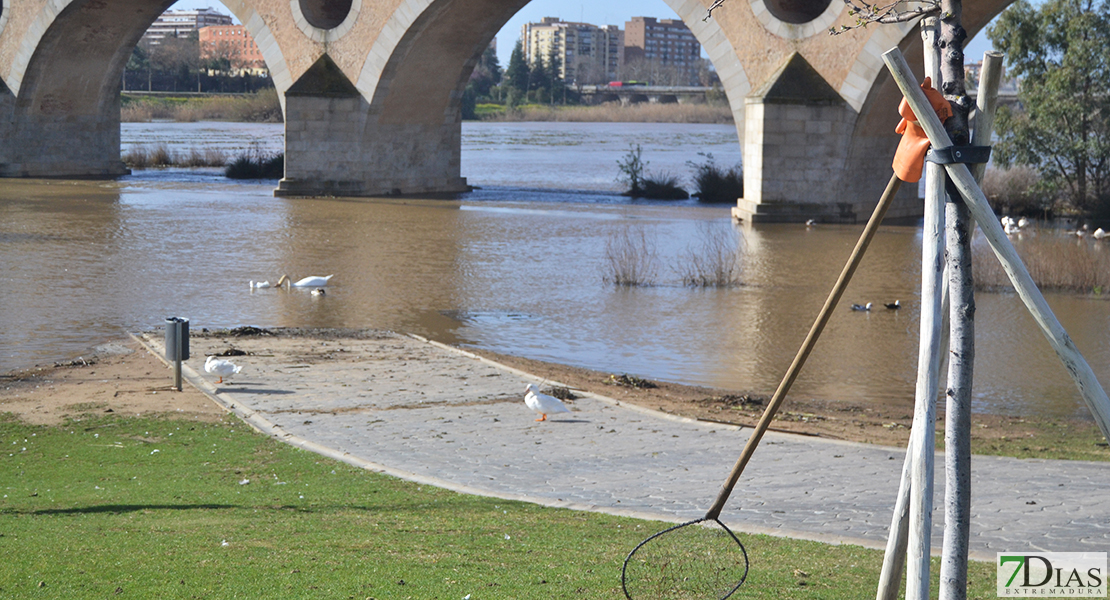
xmin=892 ymin=77 xmax=953 ymax=183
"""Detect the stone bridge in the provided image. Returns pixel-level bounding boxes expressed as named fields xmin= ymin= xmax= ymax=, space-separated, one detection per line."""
xmin=0 ymin=0 xmax=1011 ymax=221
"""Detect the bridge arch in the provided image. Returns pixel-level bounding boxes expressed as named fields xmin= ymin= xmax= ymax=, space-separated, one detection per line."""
xmin=275 ymin=0 xmax=752 ymax=196
xmin=0 ymin=0 xmax=291 ymax=177
xmin=1 ymin=0 xmax=1017 ymax=219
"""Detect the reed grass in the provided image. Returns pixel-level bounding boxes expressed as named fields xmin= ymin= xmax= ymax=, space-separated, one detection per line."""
xmin=225 ymin=149 xmax=284 ymax=179
xmin=675 ymin=224 xmax=745 ymax=287
xmin=639 ymin=172 xmax=689 ymax=200
xmin=603 ymin=228 xmax=661 ymax=286
xmin=972 ymin=230 xmax=1110 ymax=294
xmin=689 ymin=153 xmax=744 ymax=203
xmin=120 ymin=89 xmax=283 ymax=123
xmin=122 ymin=144 xmax=227 ymax=169
xmin=483 ymin=102 xmax=734 ymax=124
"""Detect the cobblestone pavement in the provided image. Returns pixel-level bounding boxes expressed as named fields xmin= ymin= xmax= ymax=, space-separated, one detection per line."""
xmin=140 ymin=331 xmax=1108 ymax=560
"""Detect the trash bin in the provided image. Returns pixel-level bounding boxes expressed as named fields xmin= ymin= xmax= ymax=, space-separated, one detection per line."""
xmin=165 ymin=317 xmax=190 ymax=361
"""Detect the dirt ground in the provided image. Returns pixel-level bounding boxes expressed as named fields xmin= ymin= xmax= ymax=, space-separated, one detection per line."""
xmin=3 ymin=330 xmax=1095 ymax=456
xmin=0 ymin=338 xmax=224 ymax=426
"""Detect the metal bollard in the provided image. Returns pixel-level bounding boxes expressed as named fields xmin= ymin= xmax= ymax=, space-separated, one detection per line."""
xmin=165 ymin=317 xmax=190 ymax=391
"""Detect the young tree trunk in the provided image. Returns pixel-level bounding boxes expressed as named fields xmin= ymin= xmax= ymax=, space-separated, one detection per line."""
xmin=937 ymin=1 xmax=974 ymax=598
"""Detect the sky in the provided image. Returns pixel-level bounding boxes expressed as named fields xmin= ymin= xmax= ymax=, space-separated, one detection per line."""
xmin=168 ymin=0 xmax=997 ymax=70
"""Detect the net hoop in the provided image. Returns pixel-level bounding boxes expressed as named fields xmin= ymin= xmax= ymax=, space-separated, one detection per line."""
xmin=621 ymin=517 xmax=749 ymax=600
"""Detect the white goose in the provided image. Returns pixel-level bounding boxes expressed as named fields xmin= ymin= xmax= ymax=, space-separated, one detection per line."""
xmin=205 ymin=355 xmax=242 ymax=384
xmin=277 ymin=274 xmax=334 ymax=288
xmin=524 ymin=384 xmax=571 ymax=422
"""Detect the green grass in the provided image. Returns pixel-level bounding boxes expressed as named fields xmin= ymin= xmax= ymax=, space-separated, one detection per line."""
xmin=0 ymin=413 xmax=998 ymax=598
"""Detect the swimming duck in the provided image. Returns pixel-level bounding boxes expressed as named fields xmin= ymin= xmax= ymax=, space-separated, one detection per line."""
xmin=524 ymin=384 xmax=571 ymax=422
xmin=277 ymin=274 xmax=334 ymax=288
xmin=851 ymin=302 xmax=872 ymax=311
xmin=204 ymin=355 xmax=242 ymax=384
xmin=310 ymin=288 xmax=326 ymax=296
xmin=1093 ymin=228 xmax=1108 ymax=239
xmin=884 ymin=300 xmax=901 ymax=309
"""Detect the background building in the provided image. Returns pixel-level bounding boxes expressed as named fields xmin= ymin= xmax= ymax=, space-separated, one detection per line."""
xmin=623 ymin=17 xmax=701 ymax=85
xmin=200 ymin=25 xmax=267 ymax=75
xmin=521 ymin=17 xmax=623 ymax=85
xmin=144 ymin=9 xmax=232 ymax=44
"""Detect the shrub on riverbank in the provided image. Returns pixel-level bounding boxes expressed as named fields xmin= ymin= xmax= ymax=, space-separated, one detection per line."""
xmin=617 ymin=145 xmax=690 ymax=200
xmin=121 ymin=89 xmax=283 ymax=123
xmin=639 ymin=173 xmax=690 ymax=200
xmin=981 ymin=166 xmax=1048 ymax=218
xmin=123 ymin=144 xmax=227 ymax=169
xmin=972 ymin=231 xmax=1110 ymax=294
xmin=225 ymin=151 xmax=284 ymax=179
xmin=689 ymin=153 xmax=744 ymax=203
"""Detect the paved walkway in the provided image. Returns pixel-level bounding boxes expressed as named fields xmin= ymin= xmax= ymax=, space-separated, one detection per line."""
xmin=137 ymin=331 xmax=1108 ymax=560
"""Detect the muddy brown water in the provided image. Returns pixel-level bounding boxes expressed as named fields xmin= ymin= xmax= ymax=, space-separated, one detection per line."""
xmin=1 ymin=122 xmax=1107 ymax=420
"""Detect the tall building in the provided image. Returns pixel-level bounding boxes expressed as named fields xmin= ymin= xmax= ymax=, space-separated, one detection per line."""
xmin=520 ymin=18 xmax=623 ymax=85
xmin=144 ymin=9 xmax=232 ymax=44
xmin=623 ymin=17 xmax=701 ymax=85
xmin=199 ymin=25 xmax=267 ymax=75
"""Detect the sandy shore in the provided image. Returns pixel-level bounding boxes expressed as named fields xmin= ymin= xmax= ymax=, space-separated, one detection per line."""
xmin=4 ymin=328 xmax=1103 ymax=460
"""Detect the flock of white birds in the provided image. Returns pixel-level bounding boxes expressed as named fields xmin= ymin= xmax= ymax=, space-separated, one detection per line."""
xmin=208 ymin=273 xmax=573 ymax=421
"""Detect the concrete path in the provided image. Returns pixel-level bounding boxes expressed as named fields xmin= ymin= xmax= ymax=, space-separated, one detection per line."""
xmin=138 ymin=331 xmax=1108 ymax=560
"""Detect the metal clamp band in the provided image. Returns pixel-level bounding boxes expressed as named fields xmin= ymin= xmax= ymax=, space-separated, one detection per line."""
xmin=926 ymin=145 xmax=992 ymax=164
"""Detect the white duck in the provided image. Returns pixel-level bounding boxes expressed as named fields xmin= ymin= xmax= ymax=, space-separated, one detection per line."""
xmin=1093 ymin=228 xmax=1108 ymax=239
xmin=249 ymin=280 xmax=272 ymax=290
xmin=524 ymin=384 xmax=571 ymax=422
xmin=277 ymin=274 xmax=334 ymax=288
xmin=204 ymin=355 xmax=242 ymax=384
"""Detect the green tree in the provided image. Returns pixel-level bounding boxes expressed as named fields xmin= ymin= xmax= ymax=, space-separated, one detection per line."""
xmin=545 ymin=43 xmax=565 ymax=104
xmin=989 ymin=0 xmax=1110 ymax=217
xmin=505 ymin=40 xmax=529 ymax=97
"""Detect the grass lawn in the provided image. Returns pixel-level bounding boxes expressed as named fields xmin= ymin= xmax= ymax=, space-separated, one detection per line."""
xmin=0 ymin=413 xmax=997 ymax=599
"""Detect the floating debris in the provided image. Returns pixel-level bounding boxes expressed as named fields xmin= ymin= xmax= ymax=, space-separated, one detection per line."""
xmin=607 ymin=374 xmax=657 ymax=389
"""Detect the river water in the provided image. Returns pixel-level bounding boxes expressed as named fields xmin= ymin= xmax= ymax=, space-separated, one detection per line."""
xmin=3 ymin=121 xmax=1107 ymax=420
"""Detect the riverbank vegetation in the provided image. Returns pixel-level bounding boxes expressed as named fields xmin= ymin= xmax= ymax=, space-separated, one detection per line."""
xmin=121 ymin=90 xmax=283 ymax=123
xmin=122 ymin=143 xmax=228 ymax=169
xmin=225 ymin=150 xmax=284 ymax=179
xmin=0 ymin=412 xmax=1001 ymax=598
xmin=603 ymin=225 xmax=745 ymax=288
xmin=616 ymin=145 xmax=743 ymax=201
xmin=973 ymin=231 xmax=1110 ymax=294
xmin=989 ymin=0 xmax=1110 ymax=225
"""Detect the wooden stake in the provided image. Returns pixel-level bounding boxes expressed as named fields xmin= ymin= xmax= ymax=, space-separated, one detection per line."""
xmin=877 ymin=22 xmax=946 ymax=600
xmin=883 ymin=47 xmax=1110 ymax=442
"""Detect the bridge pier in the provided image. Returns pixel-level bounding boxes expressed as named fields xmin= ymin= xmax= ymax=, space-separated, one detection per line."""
xmin=274 ymin=56 xmax=468 ymax=197
xmin=0 ymin=104 xmax=129 ymax=178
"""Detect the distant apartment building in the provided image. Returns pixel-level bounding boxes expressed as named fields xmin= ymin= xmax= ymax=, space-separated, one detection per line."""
xmin=521 ymin=17 xmax=623 ymax=84
xmin=199 ymin=25 xmax=267 ymax=75
xmin=623 ymin=17 xmax=701 ymax=85
xmin=144 ymin=9 xmax=232 ymax=44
